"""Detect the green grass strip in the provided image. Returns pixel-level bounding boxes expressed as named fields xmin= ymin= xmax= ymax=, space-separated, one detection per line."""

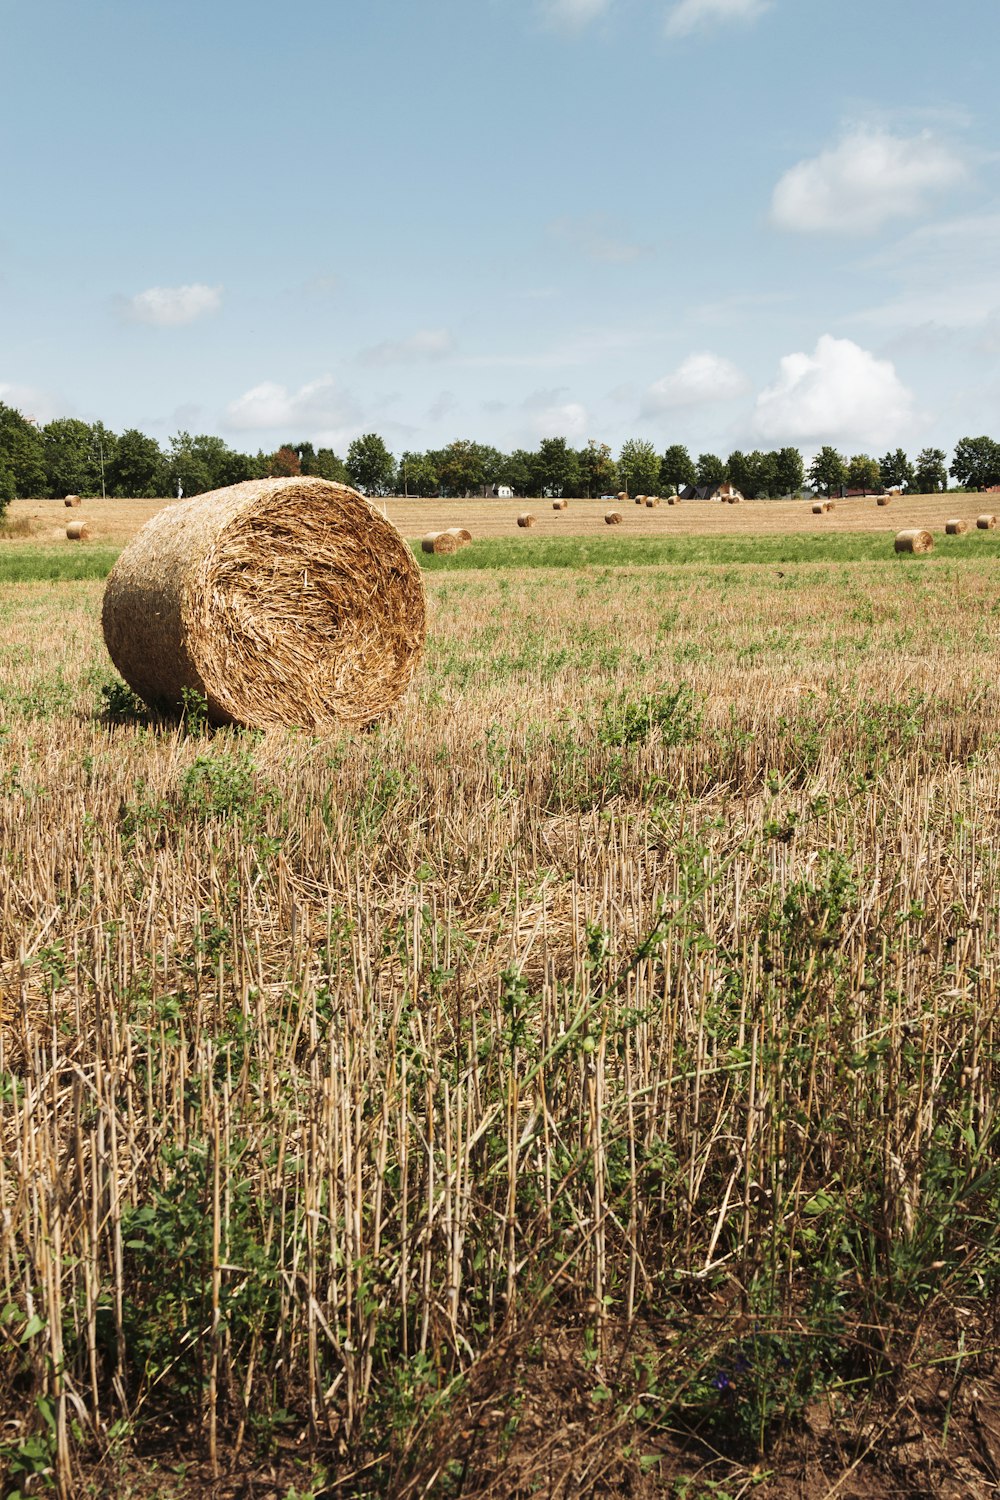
xmin=2 ymin=530 xmax=998 ymax=583
xmin=0 ymin=546 xmax=122 ymax=582
xmin=414 ymin=531 xmax=1000 ymax=570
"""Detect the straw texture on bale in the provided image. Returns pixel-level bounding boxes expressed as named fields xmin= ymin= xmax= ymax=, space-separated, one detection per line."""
xmin=945 ymin=518 xmax=968 ymax=535
xmin=421 ymin=532 xmax=460 ymax=555
xmin=977 ymin=513 xmax=997 ymax=530
xmin=645 ymin=496 xmax=661 ymax=507
xmin=552 ymin=499 xmax=568 ymax=510
xmin=517 ymin=513 xmax=536 ymax=528
xmin=64 ymin=494 xmax=81 ymax=507
xmin=102 ymin=476 xmax=426 ymax=732
xmin=876 ymin=495 xmax=891 ymax=506
xmin=605 ymin=510 xmax=623 ymax=525
xmin=66 ymin=521 xmax=89 ymax=540
xmin=894 ymin=529 xmax=934 ymax=555
xmin=444 ymin=527 xmax=472 ymax=547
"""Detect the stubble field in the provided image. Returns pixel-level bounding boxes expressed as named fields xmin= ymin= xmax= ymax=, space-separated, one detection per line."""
xmin=2 ymin=500 xmax=1000 ymax=1498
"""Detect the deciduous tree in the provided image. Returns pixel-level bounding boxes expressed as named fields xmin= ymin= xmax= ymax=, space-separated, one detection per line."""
xmin=659 ymin=444 xmax=696 ymax=493
xmin=347 ymin=433 xmax=395 ymax=495
xmin=772 ymin=447 xmax=804 ymax=496
xmin=618 ymin=438 xmax=660 ymax=495
xmin=579 ymin=439 xmax=618 ymax=497
xmin=808 ymin=446 xmax=847 ymax=497
xmin=847 ymin=454 xmax=881 ymax=492
xmin=949 ymin=436 xmax=1000 ymax=490
xmin=0 ymin=402 xmax=46 ymax=498
xmin=913 ymin=447 xmax=948 ymax=493
xmin=108 ymin=428 xmax=164 ymax=497
xmin=695 ymin=452 xmax=726 ymax=487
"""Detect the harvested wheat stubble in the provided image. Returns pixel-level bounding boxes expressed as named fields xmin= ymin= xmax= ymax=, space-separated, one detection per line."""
xmin=895 ymin=528 xmax=934 ymax=555
xmin=876 ymin=495 xmax=891 ymax=506
xmin=605 ymin=510 xmax=623 ymax=525
xmin=64 ymin=494 xmax=81 ymax=508
xmin=945 ymin=518 xmax=969 ymax=535
xmin=444 ymin=527 xmax=472 ymax=546
xmin=421 ymin=531 xmax=460 ymax=555
xmin=65 ymin=520 xmax=89 ymax=540
xmin=551 ymin=499 xmax=568 ymax=511
xmin=977 ymin=513 xmax=997 ymax=530
xmin=517 ymin=513 xmax=536 ymax=528
xmin=102 ymin=476 xmax=426 ymax=732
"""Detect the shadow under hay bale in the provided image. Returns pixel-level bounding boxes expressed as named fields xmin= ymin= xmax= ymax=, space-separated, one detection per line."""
xmin=945 ymin=518 xmax=969 ymax=535
xmin=421 ymin=531 xmax=460 ymax=555
xmin=977 ymin=513 xmax=997 ymax=530
xmin=102 ymin=476 xmax=426 ymax=732
xmin=894 ymin=528 xmax=934 ymax=555
xmin=517 ymin=513 xmax=536 ymax=528
xmin=605 ymin=510 xmax=623 ymax=525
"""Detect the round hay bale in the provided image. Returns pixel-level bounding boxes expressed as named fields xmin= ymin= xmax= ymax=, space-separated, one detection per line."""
xmin=421 ymin=531 xmax=460 ymax=555
xmin=876 ymin=495 xmax=891 ymax=506
xmin=894 ymin=528 xmax=934 ymax=555
xmin=945 ymin=518 xmax=969 ymax=535
xmin=66 ymin=520 xmax=90 ymax=540
xmin=976 ymin=513 xmax=997 ymax=530
xmin=635 ymin=494 xmax=645 ymax=505
xmin=64 ymin=494 xmax=81 ymax=508
xmin=551 ymin=499 xmax=568 ymax=511
xmin=516 ymin=513 xmax=536 ymax=528
xmin=645 ymin=496 xmax=661 ymax=507
xmin=811 ymin=502 xmax=826 ymax=515
xmin=617 ymin=492 xmax=628 ymax=502
xmin=666 ymin=494 xmax=680 ymax=506
xmin=604 ymin=510 xmax=623 ymax=526
xmin=444 ymin=527 xmax=472 ymax=547
xmin=101 ymin=476 xmax=426 ymax=732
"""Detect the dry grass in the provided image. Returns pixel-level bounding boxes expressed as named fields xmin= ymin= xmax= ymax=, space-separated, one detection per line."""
xmin=2 ymin=555 xmax=1000 ymax=1496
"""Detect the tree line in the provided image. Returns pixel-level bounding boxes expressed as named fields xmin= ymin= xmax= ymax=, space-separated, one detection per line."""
xmin=0 ymin=400 xmax=994 ymax=511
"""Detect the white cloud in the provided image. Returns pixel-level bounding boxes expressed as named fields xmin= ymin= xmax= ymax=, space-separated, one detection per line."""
xmin=753 ymin=335 xmax=914 ymax=450
xmin=519 ymin=387 xmax=589 ymax=440
xmin=771 ymin=128 xmax=966 ymax=234
xmin=541 ymin=0 xmax=610 ymax=28
xmin=642 ymin=352 xmax=749 ymax=413
xmin=426 ymin=390 xmax=459 ymax=423
xmin=854 ymin=212 xmax=1000 ymax=333
xmin=665 ymin=0 xmax=770 ymax=39
xmin=224 ymin=375 xmax=360 ymax=433
xmin=124 ymin=283 xmax=222 ymax=326
xmin=0 ymin=382 xmax=64 ymax=425
xmin=358 ymin=328 xmax=455 ymax=366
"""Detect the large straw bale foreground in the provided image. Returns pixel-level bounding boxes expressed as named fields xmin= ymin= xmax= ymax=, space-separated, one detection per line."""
xmin=102 ymin=476 xmax=426 ymax=732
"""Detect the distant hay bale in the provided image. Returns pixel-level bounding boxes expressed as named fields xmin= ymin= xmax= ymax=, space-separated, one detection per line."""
xmin=667 ymin=494 xmax=680 ymax=506
xmin=64 ymin=494 xmax=81 ymax=508
xmin=976 ymin=513 xmax=997 ymax=530
xmin=617 ymin=492 xmax=628 ymax=502
xmin=444 ymin=527 xmax=472 ymax=547
xmin=101 ymin=476 xmax=426 ymax=732
xmin=945 ymin=518 xmax=969 ymax=535
xmin=421 ymin=531 xmax=460 ymax=554
xmin=552 ymin=498 xmax=568 ymax=510
xmin=645 ymin=496 xmax=661 ymax=507
xmin=517 ymin=513 xmax=536 ymax=528
xmin=811 ymin=502 xmax=826 ymax=515
xmin=635 ymin=494 xmax=646 ymax=505
xmin=876 ymin=495 xmax=891 ymax=506
xmin=605 ymin=510 xmax=623 ymax=525
xmin=894 ymin=528 xmax=934 ymax=555
xmin=66 ymin=520 xmax=89 ymax=540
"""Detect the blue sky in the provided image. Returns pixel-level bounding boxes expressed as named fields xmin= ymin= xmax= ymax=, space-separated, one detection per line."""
xmin=2 ymin=0 xmax=999 ymax=463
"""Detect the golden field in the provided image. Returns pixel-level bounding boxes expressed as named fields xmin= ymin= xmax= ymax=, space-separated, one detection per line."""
xmin=1 ymin=505 xmax=1000 ymax=1497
